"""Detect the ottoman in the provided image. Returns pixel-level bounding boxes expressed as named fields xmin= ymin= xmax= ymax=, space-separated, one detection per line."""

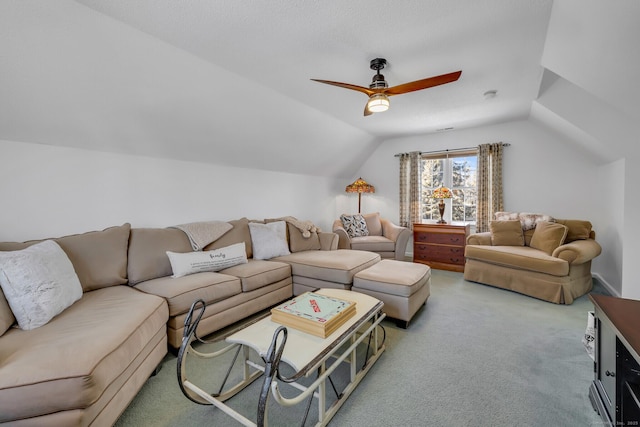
xmin=352 ymin=259 xmax=431 ymax=328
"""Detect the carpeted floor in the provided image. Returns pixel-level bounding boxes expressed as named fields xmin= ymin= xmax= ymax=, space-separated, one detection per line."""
xmin=114 ymin=270 xmax=607 ymax=426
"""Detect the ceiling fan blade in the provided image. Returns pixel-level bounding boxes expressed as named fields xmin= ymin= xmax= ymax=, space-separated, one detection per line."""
xmin=364 ymin=103 xmax=373 ymax=116
xmin=311 ymin=79 xmax=375 ymax=96
xmin=384 ymin=71 xmax=462 ymax=96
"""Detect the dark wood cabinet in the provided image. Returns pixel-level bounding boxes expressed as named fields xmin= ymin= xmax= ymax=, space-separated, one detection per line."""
xmin=589 ymin=294 xmax=640 ymax=426
xmin=412 ymin=223 xmax=470 ymax=272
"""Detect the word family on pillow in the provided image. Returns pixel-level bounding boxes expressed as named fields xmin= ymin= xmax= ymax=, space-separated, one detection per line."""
xmin=340 ymin=214 xmax=369 ymax=238
xmin=166 ymin=242 xmax=248 ymax=278
xmin=248 ymin=221 xmax=291 ymax=260
xmin=0 ymin=240 xmax=83 ymax=330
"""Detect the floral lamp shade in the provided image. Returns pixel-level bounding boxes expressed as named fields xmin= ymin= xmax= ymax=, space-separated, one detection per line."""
xmin=433 ymin=186 xmax=452 ymax=224
xmin=432 ymin=186 xmax=452 ymax=200
xmin=345 ymin=177 xmax=375 ymax=213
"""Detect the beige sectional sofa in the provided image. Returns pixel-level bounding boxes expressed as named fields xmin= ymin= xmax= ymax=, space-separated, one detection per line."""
xmin=464 ymin=217 xmax=602 ymax=304
xmin=0 ymin=217 xmax=382 ymax=425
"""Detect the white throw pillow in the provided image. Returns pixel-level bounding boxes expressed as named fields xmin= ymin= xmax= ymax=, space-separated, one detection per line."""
xmin=248 ymin=221 xmax=291 ymax=260
xmin=166 ymin=242 xmax=248 ymax=278
xmin=0 ymin=240 xmax=83 ymax=330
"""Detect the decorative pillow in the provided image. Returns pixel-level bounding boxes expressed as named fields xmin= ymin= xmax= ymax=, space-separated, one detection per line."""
xmin=0 ymin=289 xmax=15 ymax=336
xmin=529 ymin=221 xmax=569 ymax=255
xmin=556 ymin=219 xmax=593 ymax=242
xmin=494 ymin=212 xmax=519 ymax=221
xmin=0 ymin=240 xmax=83 ymax=330
xmin=287 ymin=223 xmax=321 ymax=253
xmin=518 ymin=213 xmax=555 ymax=231
xmin=340 ymin=214 xmax=369 ymax=238
xmin=490 ymin=220 xmax=525 ymax=246
xmin=248 ymin=221 xmax=291 ymax=260
xmin=166 ymin=242 xmax=248 ymax=278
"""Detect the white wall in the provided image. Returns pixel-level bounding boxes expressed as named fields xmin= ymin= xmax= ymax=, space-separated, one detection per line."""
xmin=352 ymin=118 xmax=612 ymax=274
xmin=354 ymin=119 xmax=600 ymax=219
xmin=593 ymin=159 xmax=625 ymax=296
xmin=0 ymin=139 xmax=341 ymax=241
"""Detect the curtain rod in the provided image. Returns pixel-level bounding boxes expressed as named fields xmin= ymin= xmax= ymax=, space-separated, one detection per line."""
xmin=394 ymin=143 xmax=510 ymax=158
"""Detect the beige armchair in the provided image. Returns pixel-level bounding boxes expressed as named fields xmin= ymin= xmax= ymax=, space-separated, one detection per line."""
xmin=332 ymin=212 xmax=411 ymax=261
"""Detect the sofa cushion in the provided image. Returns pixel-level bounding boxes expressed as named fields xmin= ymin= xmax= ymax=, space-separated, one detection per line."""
xmin=362 ymin=212 xmax=383 ymax=236
xmin=0 ymin=289 xmax=14 ymax=336
xmin=529 ymin=221 xmax=568 ymax=255
xmin=349 ymin=235 xmax=396 ymax=252
xmin=204 ymin=218 xmax=253 ymax=259
xmin=490 ymin=220 xmax=524 ymax=246
xmin=287 ymin=223 xmax=321 ymax=252
xmin=134 ymin=272 xmax=241 ymax=317
xmin=220 ymin=259 xmax=291 ymax=292
xmin=249 ymin=221 xmax=291 ymax=260
xmin=275 ymin=249 xmax=380 ymax=284
xmin=340 ymin=214 xmax=369 ymax=238
xmin=166 ymin=243 xmax=248 ymax=278
xmin=465 ymin=245 xmax=569 ymax=276
xmin=127 ymin=227 xmax=192 ymax=285
xmin=0 ymin=240 xmax=83 ymax=330
xmin=0 ymin=286 xmax=168 ymax=422
xmin=556 ymin=219 xmax=593 ymax=242
xmin=0 ymin=224 xmax=131 ymax=292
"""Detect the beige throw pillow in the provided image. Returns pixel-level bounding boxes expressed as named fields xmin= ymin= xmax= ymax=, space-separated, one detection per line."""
xmin=556 ymin=219 xmax=592 ymax=242
xmin=529 ymin=221 xmax=569 ymax=255
xmin=287 ymin=223 xmax=321 ymax=252
xmin=490 ymin=220 xmax=525 ymax=246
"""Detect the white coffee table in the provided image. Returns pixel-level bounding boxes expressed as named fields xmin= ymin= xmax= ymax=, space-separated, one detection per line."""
xmin=177 ymin=288 xmax=386 ymax=427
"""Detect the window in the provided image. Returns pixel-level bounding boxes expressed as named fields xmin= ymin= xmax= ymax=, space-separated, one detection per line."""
xmin=421 ymin=150 xmax=477 ymax=225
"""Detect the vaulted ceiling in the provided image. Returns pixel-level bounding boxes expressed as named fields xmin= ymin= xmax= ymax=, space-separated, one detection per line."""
xmin=2 ymin=1 xmax=638 ymax=178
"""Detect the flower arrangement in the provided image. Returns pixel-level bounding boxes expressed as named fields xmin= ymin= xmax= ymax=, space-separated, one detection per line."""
xmin=432 ymin=186 xmax=453 ymax=200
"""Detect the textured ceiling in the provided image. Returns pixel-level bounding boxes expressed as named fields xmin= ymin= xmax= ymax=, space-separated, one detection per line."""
xmin=76 ymin=0 xmax=553 ymax=137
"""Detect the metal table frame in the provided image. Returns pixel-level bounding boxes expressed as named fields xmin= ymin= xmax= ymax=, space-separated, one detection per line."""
xmin=177 ymin=289 xmax=386 ymax=427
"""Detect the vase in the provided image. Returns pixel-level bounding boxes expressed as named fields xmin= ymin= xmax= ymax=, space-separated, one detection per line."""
xmin=437 ymin=199 xmax=447 ymax=224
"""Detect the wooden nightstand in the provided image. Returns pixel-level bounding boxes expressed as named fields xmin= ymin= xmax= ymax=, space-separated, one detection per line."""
xmin=413 ymin=223 xmax=470 ymax=272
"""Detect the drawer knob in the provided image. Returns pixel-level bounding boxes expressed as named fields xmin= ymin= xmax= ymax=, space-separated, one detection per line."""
xmin=605 ymin=370 xmax=615 ymax=377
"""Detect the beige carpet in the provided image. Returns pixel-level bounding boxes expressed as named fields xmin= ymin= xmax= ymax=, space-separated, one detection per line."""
xmin=115 ymin=270 xmax=605 ymax=426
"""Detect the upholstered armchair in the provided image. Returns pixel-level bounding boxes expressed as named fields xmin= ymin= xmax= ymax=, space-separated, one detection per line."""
xmin=332 ymin=212 xmax=411 ymax=260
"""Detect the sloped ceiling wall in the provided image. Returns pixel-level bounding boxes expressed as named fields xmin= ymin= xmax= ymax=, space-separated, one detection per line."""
xmin=535 ymin=0 xmax=640 ymax=161
xmin=0 ymin=0 xmax=377 ymax=178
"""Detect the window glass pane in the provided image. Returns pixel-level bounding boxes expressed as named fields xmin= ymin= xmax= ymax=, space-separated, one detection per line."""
xmin=420 ymin=154 xmax=477 ymax=225
xmin=421 ymin=159 xmax=444 ymax=221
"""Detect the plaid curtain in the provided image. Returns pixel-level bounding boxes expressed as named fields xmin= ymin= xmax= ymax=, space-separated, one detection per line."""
xmin=476 ymin=143 xmax=504 ymax=232
xmin=399 ymin=152 xmax=422 ymax=228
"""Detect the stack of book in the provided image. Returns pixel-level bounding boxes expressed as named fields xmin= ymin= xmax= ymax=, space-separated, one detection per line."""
xmin=271 ymin=292 xmax=356 ymax=338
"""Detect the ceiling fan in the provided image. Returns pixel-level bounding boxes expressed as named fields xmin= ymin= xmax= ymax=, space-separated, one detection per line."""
xmin=311 ymin=58 xmax=462 ymax=116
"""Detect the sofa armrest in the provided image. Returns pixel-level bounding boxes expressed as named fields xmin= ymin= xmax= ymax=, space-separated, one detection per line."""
xmin=318 ymin=232 xmax=339 ymax=251
xmin=332 ymin=220 xmax=351 ymax=249
xmin=552 ymin=239 xmax=602 ymax=264
xmin=380 ymin=218 xmax=406 ymax=242
xmin=467 ymin=232 xmax=492 ymax=246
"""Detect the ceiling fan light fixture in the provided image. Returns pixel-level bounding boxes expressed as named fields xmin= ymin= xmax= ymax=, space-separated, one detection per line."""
xmin=367 ymin=93 xmax=390 ymax=113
